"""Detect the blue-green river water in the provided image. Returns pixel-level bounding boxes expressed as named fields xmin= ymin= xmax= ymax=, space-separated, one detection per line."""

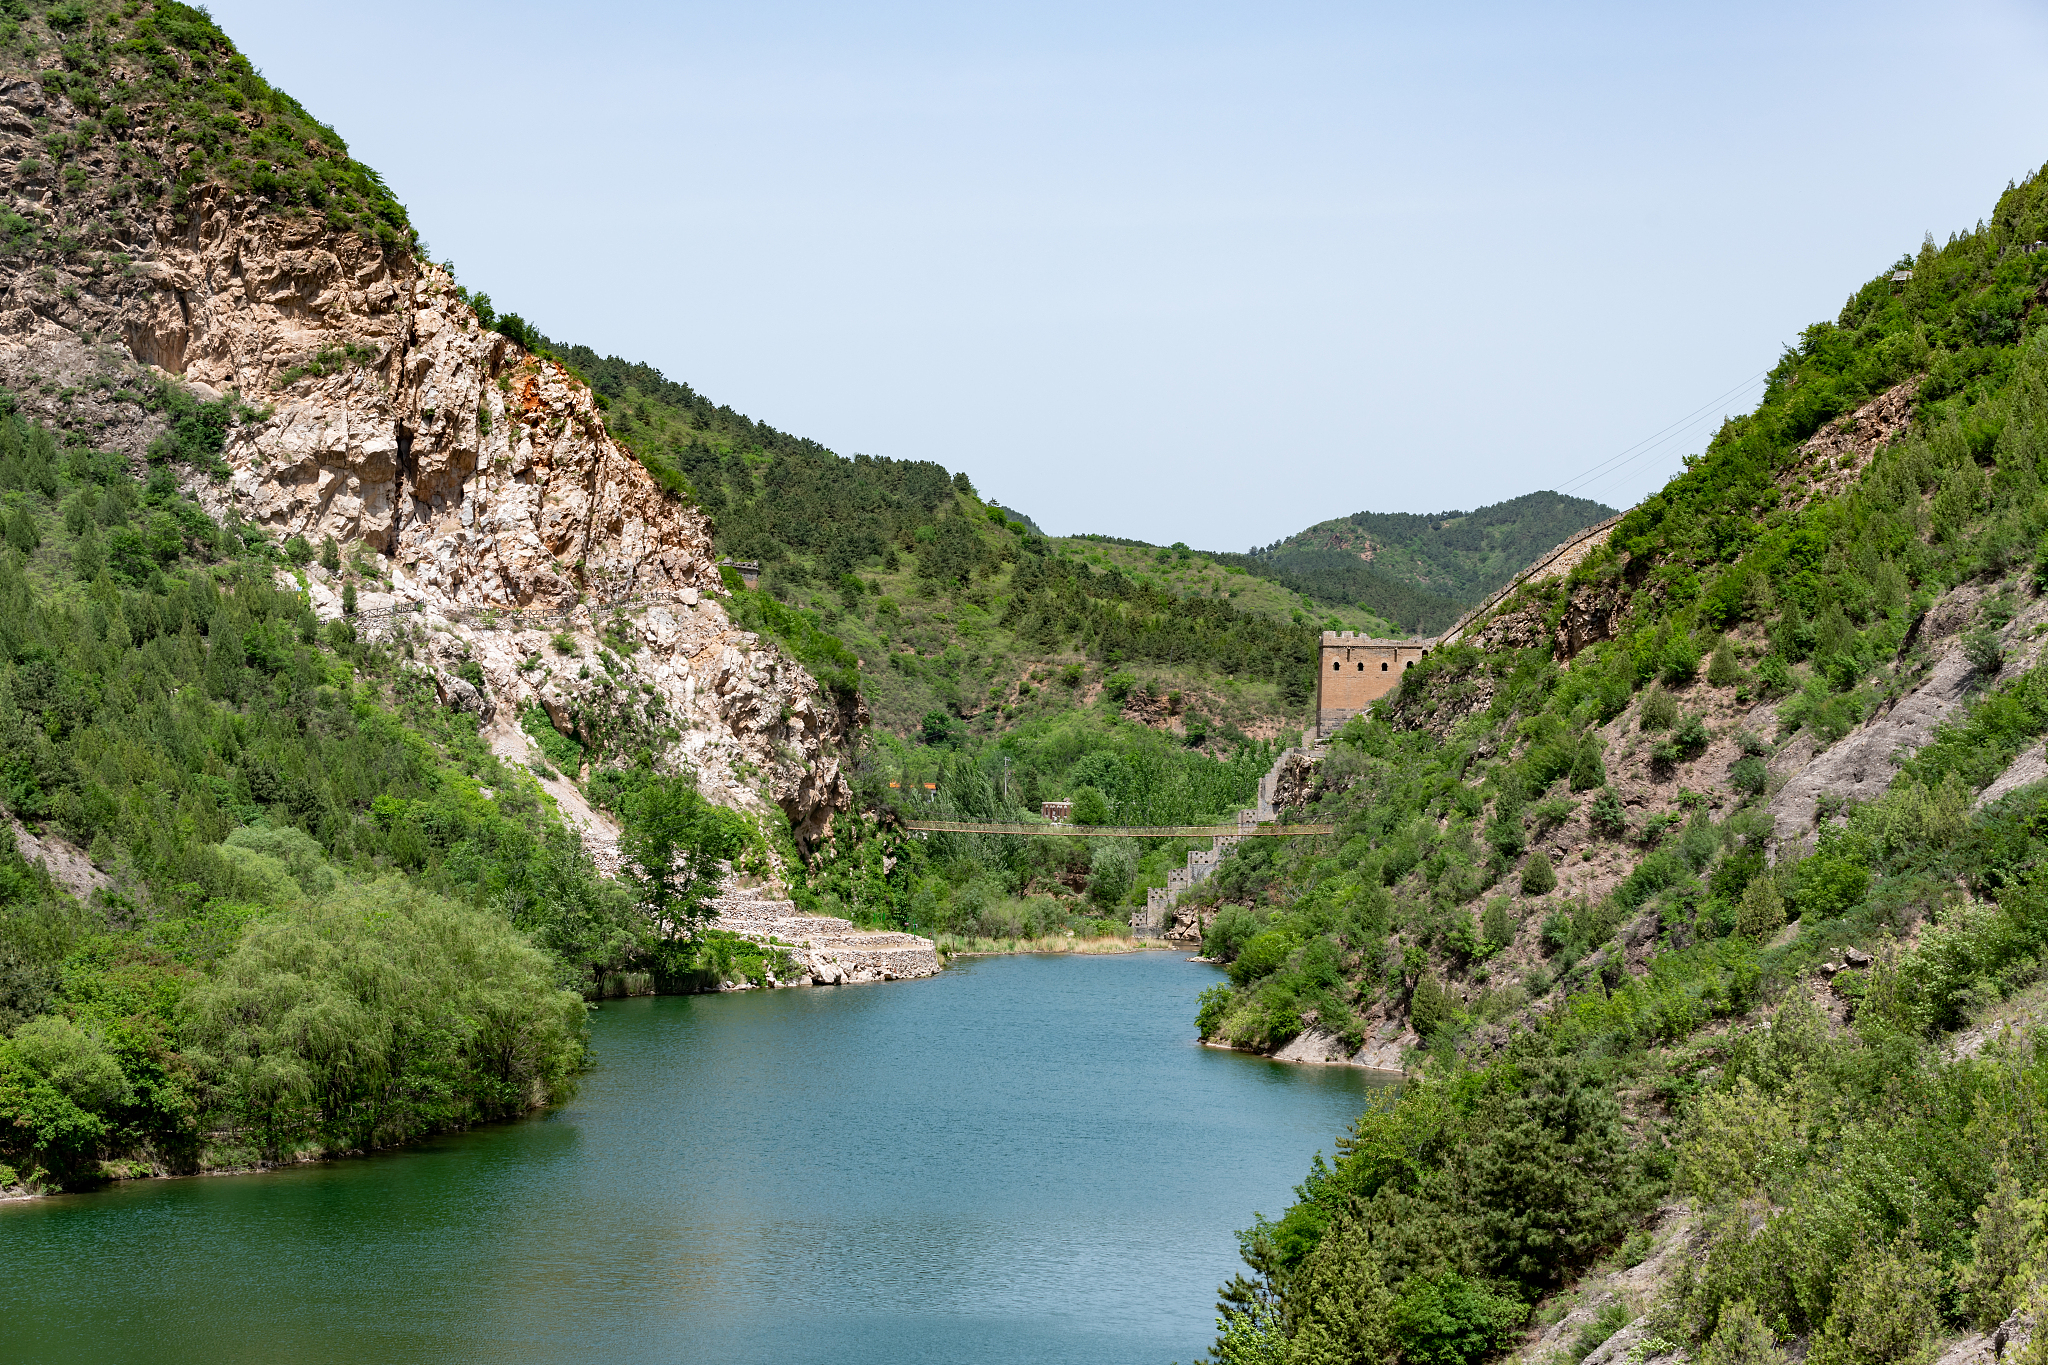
xmin=1 ymin=950 xmax=1386 ymax=1364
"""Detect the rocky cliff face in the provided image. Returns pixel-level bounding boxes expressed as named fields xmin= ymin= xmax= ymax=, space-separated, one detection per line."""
xmin=0 ymin=147 xmax=851 ymax=848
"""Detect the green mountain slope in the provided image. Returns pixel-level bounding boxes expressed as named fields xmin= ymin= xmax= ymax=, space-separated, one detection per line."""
xmin=1259 ymin=489 xmax=1618 ymax=612
xmin=1214 ymin=545 xmax=1473 ymax=635
xmin=1 ymin=0 xmax=413 ymax=248
xmin=1184 ymin=168 xmax=2048 ymax=1363
xmin=538 ymin=335 xmax=1352 ymax=741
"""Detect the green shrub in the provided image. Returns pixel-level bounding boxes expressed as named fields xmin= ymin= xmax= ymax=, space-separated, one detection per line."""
xmin=0 ymin=1014 xmax=130 ymax=1188
xmin=1591 ymin=787 xmax=1628 ymax=837
xmin=1730 ymin=755 xmax=1768 ymax=794
xmin=1570 ymin=1299 xmax=1632 ymax=1364
xmin=1735 ymin=875 xmax=1784 ymax=942
xmin=181 ymin=881 xmax=586 ymax=1157
xmin=1205 ymin=906 xmax=1267 ymax=961
xmin=1482 ymin=898 xmax=1516 ymax=954
xmin=282 ymin=534 xmax=314 ymax=566
xmin=1521 ymin=854 xmax=1557 ymax=896
xmin=1195 ymin=984 xmax=1234 ymax=1039
xmin=1569 ymin=734 xmax=1607 ymax=791
xmin=1230 ymin=929 xmax=1297 ymax=987
xmin=1642 ymin=812 xmax=1683 ymax=845
xmin=1087 ymin=839 xmax=1136 ymax=905
xmin=551 ymin=632 xmax=575 ymax=655
xmin=1698 ymin=1300 xmax=1788 ymax=1365
xmin=1640 ymin=686 xmax=1680 ymax=731
xmin=520 ymin=703 xmax=583 ymax=775
xmin=1070 ymin=786 xmax=1110 ymax=825
xmin=1965 ymin=627 xmax=2004 ymax=675
xmin=1707 ymin=637 xmax=1745 ymax=688
xmin=495 ymin=311 xmax=541 ymax=351
xmin=1444 ymin=914 xmax=1480 ymax=962
xmin=1787 ymin=830 xmax=1869 ymax=920
xmin=1671 ymin=712 xmax=1711 ymax=759
xmin=1391 ymin=1275 xmax=1528 ymax=1365
xmin=1805 ymin=1231 xmax=1945 ymax=1365
xmin=1756 ymin=654 xmax=1794 ymax=697
xmin=1661 ymin=633 xmax=1703 ymax=686
xmin=1408 ymin=974 xmax=1459 ymax=1039
xmin=2 ymin=504 xmax=38 ymax=553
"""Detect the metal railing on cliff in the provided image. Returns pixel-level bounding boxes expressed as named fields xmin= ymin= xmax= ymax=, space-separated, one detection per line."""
xmin=902 ymin=820 xmax=1333 ymax=837
xmin=345 ymin=588 xmax=707 ymax=640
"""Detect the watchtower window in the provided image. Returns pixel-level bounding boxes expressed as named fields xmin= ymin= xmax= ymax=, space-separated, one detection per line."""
xmin=1356 ymin=661 xmax=1365 ymax=670
xmin=1380 ymin=662 xmax=1388 ymax=671
xmin=1332 ymin=661 xmax=1341 ymax=671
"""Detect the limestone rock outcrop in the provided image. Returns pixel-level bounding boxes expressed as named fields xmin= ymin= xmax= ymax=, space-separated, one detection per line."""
xmin=0 ymin=168 xmax=853 ymax=848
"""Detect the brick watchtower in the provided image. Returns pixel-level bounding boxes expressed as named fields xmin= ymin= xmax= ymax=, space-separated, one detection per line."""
xmin=1316 ymin=631 xmax=1430 ymax=738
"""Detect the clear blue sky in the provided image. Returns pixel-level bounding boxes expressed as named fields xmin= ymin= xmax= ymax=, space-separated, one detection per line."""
xmin=209 ymin=0 xmax=2048 ymax=550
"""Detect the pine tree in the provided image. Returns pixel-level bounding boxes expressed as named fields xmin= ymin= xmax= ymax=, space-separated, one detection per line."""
xmin=1737 ymin=875 xmax=1785 ymax=942
xmin=1699 ymin=1300 xmax=1788 ymax=1365
xmin=1707 ymin=637 xmax=1744 ymax=687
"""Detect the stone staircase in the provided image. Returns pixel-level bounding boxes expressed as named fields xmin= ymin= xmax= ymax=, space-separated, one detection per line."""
xmin=1132 ymin=729 xmax=1331 ymax=940
xmin=708 ymin=885 xmax=942 ymax=986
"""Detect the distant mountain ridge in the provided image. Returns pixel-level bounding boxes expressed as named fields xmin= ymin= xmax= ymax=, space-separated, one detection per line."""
xmin=1259 ymin=490 xmax=1617 ymax=604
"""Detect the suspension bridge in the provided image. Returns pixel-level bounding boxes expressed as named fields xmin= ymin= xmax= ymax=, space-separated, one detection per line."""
xmin=900 ymin=821 xmax=1332 ymax=837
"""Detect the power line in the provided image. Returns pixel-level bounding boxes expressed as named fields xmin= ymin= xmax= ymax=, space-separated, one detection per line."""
xmin=1552 ymin=369 xmax=1771 ymax=502
xmin=1577 ymin=389 xmax=1764 ymax=507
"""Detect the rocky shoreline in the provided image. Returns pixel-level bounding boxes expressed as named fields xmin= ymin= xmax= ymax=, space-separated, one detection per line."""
xmin=708 ymin=887 xmax=942 ymax=986
xmin=1203 ymin=1023 xmax=1412 ymax=1076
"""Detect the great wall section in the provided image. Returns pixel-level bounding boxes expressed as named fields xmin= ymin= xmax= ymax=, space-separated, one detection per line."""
xmin=1129 ymin=511 xmax=1630 ymax=946
xmin=598 ymin=511 xmax=1631 ymax=977
xmin=1314 ymin=512 xmax=1625 ymax=737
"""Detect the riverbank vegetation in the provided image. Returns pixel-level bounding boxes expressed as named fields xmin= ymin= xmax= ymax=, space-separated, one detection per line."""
xmin=1198 ymin=167 xmax=2048 ymax=1364
xmin=0 ymin=388 xmax=765 ymax=1192
xmin=934 ymin=927 xmax=1162 ymax=956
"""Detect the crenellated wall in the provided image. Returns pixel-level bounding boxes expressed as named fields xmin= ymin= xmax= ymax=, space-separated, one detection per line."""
xmin=1316 ymin=632 xmax=1431 ymax=737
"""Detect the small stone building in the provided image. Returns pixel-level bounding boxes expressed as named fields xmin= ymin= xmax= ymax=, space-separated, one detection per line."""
xmin=1316 ymin=631 xmax=1430 ymax=737
xmin=1041 ymin=800 xmax=1073 ymax=823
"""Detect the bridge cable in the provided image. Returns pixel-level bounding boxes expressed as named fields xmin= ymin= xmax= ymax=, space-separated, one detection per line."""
xmin=1550 ymin=368 xmax=1772 ymax=502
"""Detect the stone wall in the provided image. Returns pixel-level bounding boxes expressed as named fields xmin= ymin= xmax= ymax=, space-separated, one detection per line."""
xmin=1317 ymin=632 xmax=1430 ymax=737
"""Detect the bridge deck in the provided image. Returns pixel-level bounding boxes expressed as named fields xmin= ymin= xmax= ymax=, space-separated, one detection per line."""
xmin=901 ymin=821 xmax=1333 ymax=837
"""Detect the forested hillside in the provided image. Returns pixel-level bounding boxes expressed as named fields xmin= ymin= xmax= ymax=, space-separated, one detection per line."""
xmin=1197 ymin=491 xmax=1618 ymax=636
xmin=536 ymin=331 xmax=1346 ymax=743
xmin=1261 ymin=491 xmax=1618 ymax=603
xmin=1215 ymin=545 xmax=1472 ymax=636
xmin=1190 ymin=173 xmax=2048 ymax=1365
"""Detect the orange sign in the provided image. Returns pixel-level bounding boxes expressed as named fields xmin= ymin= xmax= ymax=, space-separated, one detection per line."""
xmin=889 ymin=782 xmax=899 ymax=788
xmin=923 ymin=783 xmax=936 ymax=790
